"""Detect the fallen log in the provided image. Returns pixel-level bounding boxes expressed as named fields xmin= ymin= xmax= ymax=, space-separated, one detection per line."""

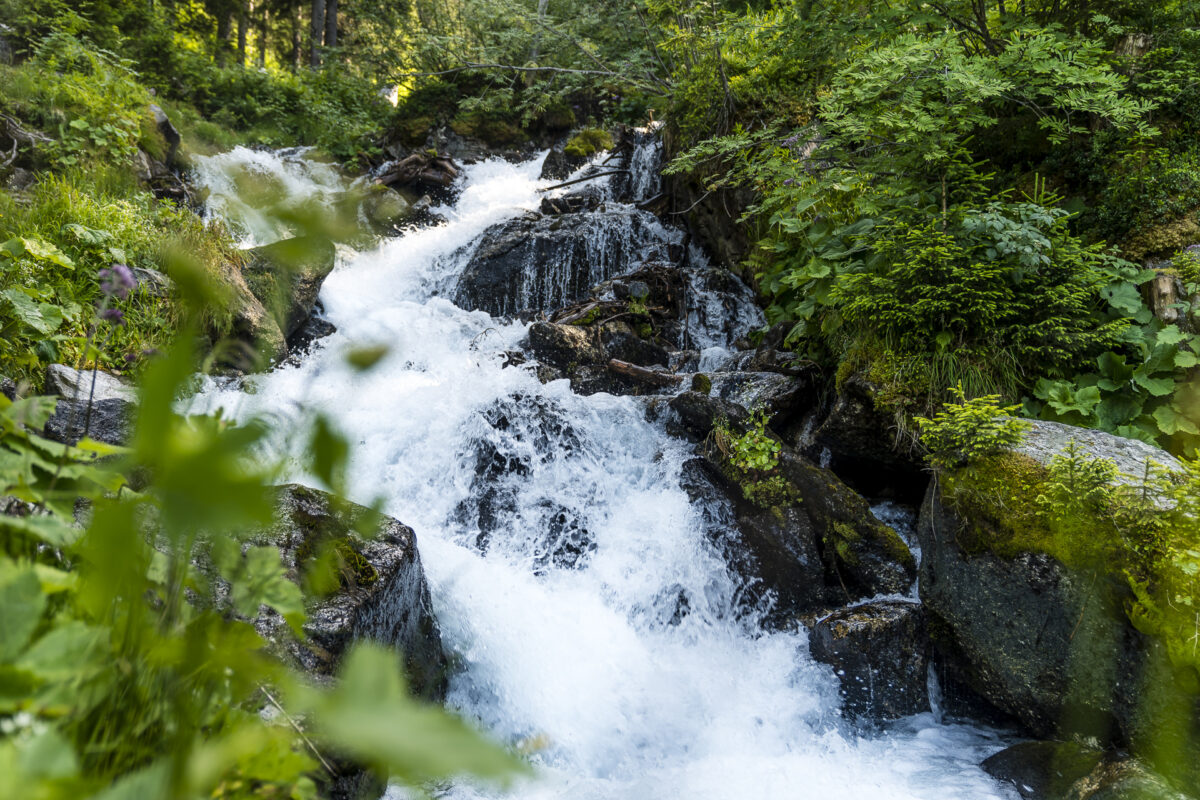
xmin=538 ymin=170 xmax=630 ymax=193
xmin=606 ymin=358 xmax=683 ymax=388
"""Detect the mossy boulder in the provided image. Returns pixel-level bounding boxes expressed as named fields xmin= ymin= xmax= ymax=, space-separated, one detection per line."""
xmin=252 ymin=484 xmax=448 ymax=700
xmin=983 ymin=741 xmax=1194 ymax=800
xmin=918 ymin=422 xmax=1200 ymax=787
xmin=564 ymin=128 xmax=614 ymax=158
xmin=242 ymin=235 xmax=338 ymax=342
xmin=669 ymin=390 xmax=916 ymax=619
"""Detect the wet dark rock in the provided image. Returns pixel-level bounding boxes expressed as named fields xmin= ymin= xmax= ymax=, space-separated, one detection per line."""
xmin=528 ymin=321 xmax=603 ymax=372
xmin=601 ymin=324 xmax=669 ymax=367
xmin=683 ymin=267 xmax=764 ymax=349
xmin=0 ymin=375 xmax=15 ymax=400
xmin=669 ymin=383 xmax=915 ymax=602
xmin=453 ymin=394 xmax=591 ymax=570
xmin=539 ymin=145 xmax=588 ymax=181
xmin=255 ymin=484 xmax=447 ymax=699
xmin=707 ymin=371 xmax=806 ymax=423
xmin=982 ymin=742 xmax=1194 ymax=800
xmin=809 ymin=599 xmax=929 ymax=722
xmin=982 ymin=741 xmax=1107 ymax=800
xmin=539 ymin=184 xmax=603 ymax=215
xmin=731 ymin=500 xmax=830 ymax=617
xmin=41 ymin=364 xmax=135 ymax=446
xmin=242 ymin=235 xmax=338 ymax=340
xmin=376 ymin=151 xmax=460 ymax=197
xmin=668 ymin=389 xmax=750 ymax=436
xmin=453 ymin=208 xmax=674 ymax=317
xmin=149 ymin=103 xmax=181 ymax=166
xmin=777 ymin=449 xmax=915 ymax=598
xmin=286 ymin=312 xmax=337 ymax=359
xmin=716 ymin=346 xmax=809 ymax=378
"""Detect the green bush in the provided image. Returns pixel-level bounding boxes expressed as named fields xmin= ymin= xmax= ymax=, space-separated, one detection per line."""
xmin=0 ymin=334 xmax=526 ymax=798
xmin=916 ymin=386 xmax=1030 ymax=470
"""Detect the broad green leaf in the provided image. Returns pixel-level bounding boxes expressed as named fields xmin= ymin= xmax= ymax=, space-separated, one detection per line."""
xmin=1133 ymin=371 xmax=1176 ymax=397
xmin=230 ymin=546 xmax=305 ymax=633
xmin=17 ymin=621 xmax=108 ymax=680
xmin=19 ymin=727 xmax=77 ymax=780
xmin=2 ymin=289 xmax=65 ymax=335
xmin=0 ymin=570 xmax=46 ymax=662
xmin=304 ymin=644 xmax=528 ymax=785
xmin=14 ymin=237 xmax=75 ymax=269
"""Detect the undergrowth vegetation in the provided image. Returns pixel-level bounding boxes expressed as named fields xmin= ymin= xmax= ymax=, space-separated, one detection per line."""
xmin=664 ymin=1 xmax=1200 ymax=456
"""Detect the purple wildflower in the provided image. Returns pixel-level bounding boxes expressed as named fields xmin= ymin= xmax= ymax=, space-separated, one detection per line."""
xmin=99 ymin=263 xmax=137 ymax=300
xmin=99 ymin=307 xmax=125 ymax=326
xmin=783 ymin=178 xmax=794 ymax=186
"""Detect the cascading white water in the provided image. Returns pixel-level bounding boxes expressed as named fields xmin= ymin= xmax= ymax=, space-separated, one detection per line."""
xmin=189 ymin=147 xmax=1014 ymax=800
xmin=191 ymin=146 xmax=347 ymax=248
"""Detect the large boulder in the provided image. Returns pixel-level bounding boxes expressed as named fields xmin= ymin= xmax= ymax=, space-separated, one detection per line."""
xmin=41 ymin=364 xmax=135 ymax=446
xmin=809 ymin=599 xmax=929 ymax=722
xmin=453 ymin=208 xmax=676 ymax=317
xmin=253 ymin=484 xmax=447 ymax=699
xmin=242 ymin=235 xmax=338 ymax=341
xmin=917 ymin=422 xmax=1199 ymax=782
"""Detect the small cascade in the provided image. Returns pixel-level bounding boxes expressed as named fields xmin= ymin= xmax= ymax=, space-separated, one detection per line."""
xmin=451 ymin=207 xmax=680 ymax=317
xmin=625 ymin=124 xmax=665 ymax=203
xmin=191 ymin=146 xmax=349 ymax=248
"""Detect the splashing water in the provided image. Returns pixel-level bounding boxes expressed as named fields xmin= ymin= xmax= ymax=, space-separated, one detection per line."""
xmin=188 ymin=147 xmax=1013 ymax=800
xmin=191 ymin=146 xmax=347 ymax=248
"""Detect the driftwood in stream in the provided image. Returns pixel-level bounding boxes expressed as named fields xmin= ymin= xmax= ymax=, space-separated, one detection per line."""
xmin=538 ymin=170 xmax=629 ymax=193
xmin=377 ymin=152 xmax=460 ymax=191
xmin=607 ymin=358 xmax=683 ymax=388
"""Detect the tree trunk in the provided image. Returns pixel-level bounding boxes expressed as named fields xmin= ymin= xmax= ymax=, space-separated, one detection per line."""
xmin=216 ymin=9 xmax=234 ymax=67
xmin=529 ymin=0 xmax=549 ymax=63
xmin=236 ymin=1 xmax=249 ymax=67
xmin=325 ymin=0 xmax=338 ymax=50
xmin=291 ymin=2 xmax=302 ymax=72
xmin=310 ymin=0 xmax=325 ymax=67
xmin=257 ymin=4 xmax=269 ymax=68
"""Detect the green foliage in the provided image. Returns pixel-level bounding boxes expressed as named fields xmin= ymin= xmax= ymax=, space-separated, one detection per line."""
xmin=916 ymin=385 xmax=1030 ymax=470
xmin=0 ymin=169 xmax=241 ymax=386
xmin=710 ymin=410 xmax=795 ymax=508
xmin=0 ymin=33 xmax=150 ymax=170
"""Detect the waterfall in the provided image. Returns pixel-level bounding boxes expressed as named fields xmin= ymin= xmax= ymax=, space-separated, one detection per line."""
xmin=189 ymin=145 xmax=1013 ymax=800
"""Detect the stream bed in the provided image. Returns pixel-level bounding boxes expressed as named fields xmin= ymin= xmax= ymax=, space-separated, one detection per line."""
xmin=190 ymin=144 xmax=1017 ymax=800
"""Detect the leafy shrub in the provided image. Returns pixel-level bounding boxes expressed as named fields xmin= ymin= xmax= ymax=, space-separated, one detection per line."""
xmin=0 ymin=169 xmax=242 ymax=386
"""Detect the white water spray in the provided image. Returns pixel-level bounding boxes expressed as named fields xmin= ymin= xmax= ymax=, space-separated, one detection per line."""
xmin=190 ymin=146 xmax=1013 ymax=800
